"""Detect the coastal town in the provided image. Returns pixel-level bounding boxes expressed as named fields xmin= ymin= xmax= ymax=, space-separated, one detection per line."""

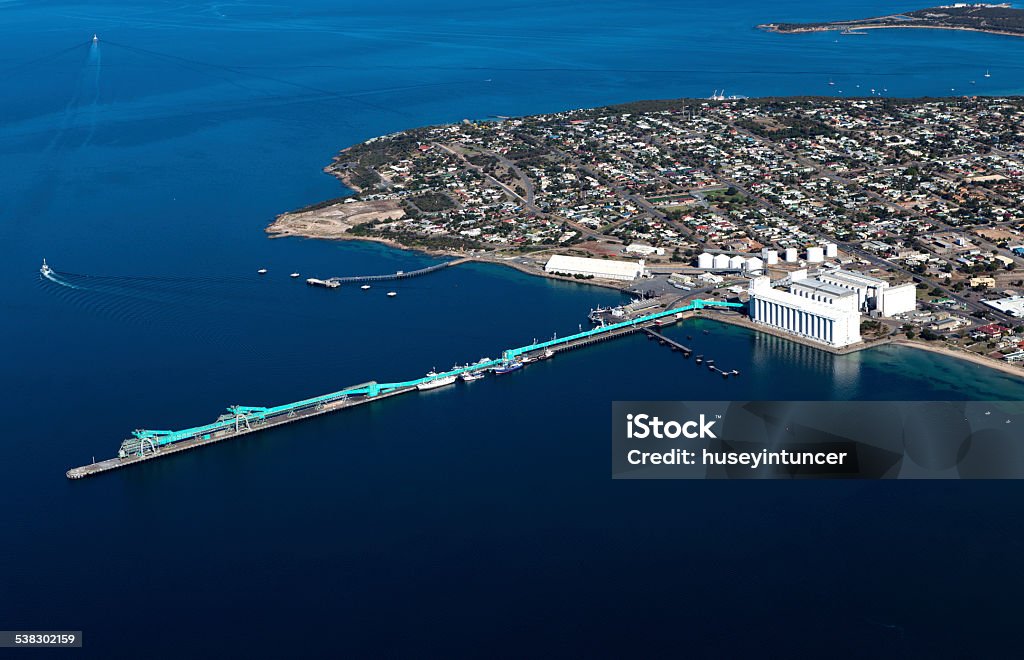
xmin=268 ymin=96 xmax=1024 ymax=375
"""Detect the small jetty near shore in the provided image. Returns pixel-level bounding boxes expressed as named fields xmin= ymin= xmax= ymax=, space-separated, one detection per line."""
xmin=304 ymin=257 xmax=474 ymax=289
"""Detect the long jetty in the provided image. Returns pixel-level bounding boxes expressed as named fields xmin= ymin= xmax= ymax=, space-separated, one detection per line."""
xmin=66 ymin=299 xmax=743 ymax=479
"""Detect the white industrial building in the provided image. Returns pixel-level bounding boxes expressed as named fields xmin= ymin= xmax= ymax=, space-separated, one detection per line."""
xmin=762 ymin=248 xmax=778 ymax=265
xmin=817 ymin=269 xmax=887 ymax=310
xmin=544 ymin=255 xmax=646 ymax=281
xmin=789 ymin=277 xmax=860 ymax=312
xmin=983 ymin=296 xmax=1024 ymax=318
xmin=624 ymin=243 xmax=665 ymax=256
xmin=824 ymin=242 xmax=838 ymax=258
xmin=783 ymin=247 xmax=798 ymax=262
xmin=878 ymin=283 xmax=917 ymax=317
xmin=748 ymin=277 xmax=862 ymax=348
xmin=696 ymin=252 xmax=765 ymax=273
xmin=817 ymin=269 xmax=916 ymax=317
xmin=806 ymin=246 xmax=824 ymax=263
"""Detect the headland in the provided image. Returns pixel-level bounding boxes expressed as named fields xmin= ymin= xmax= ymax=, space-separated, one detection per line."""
xmin=759 ymin=4 xmax=1024 ymax=39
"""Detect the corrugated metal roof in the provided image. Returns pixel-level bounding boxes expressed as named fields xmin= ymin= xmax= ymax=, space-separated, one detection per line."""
xmin=821 ymin=269 xmax=888 ymax=287
xmin=790 ymin=278 xmax=857 ymax=298
xmin=544 ymin=255 xmax=643 ymax=278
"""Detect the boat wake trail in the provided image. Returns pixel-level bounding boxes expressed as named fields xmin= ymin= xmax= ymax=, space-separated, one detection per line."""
xmin=83 ymin=38 xmax=102 ymax=146
xmin=37 ymin=264 xmax=370 ymax=372
xmin=36 ymin=267 xmax=271 ymax=346
xmin=41 ymin=268 xmax=83 ymax=290
xmin=40 ymin=268 xmax=254 ymax=306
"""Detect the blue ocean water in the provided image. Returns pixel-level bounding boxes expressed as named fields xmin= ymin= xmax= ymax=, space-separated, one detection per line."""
xmin=3 ymin=1 xmax=1024 ymax=657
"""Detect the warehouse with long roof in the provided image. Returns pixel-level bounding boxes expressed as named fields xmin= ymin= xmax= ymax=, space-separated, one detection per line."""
xmin=543 ymin=255 xmax=646 ymax=281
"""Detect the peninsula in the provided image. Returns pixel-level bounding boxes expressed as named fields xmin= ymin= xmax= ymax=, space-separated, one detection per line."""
xmin=269 ymin=95 xmax=1024 ymax=376
xmin=759 ymin=3 xmax=1024 ymax=38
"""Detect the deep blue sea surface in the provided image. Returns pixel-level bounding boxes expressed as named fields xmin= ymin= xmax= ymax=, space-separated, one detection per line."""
xmin=3 ymin=1 xmax=1024 ymax=657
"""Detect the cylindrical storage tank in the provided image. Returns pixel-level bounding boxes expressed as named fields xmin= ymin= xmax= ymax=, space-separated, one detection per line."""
xmin=824 ymin=242 xmax=838 ymax=258
xmin=728 ymin=255 xmax=746 ymax=269
xmin=712 ymin=254 xmax=731 ymax=269
xmin=806 ymin=246 xmax=824 ymax=263
xmin=745 ymin=257 xmax=764 ymax=273
xmin=762 ymin=249 xmax=779 ymax=265
xmin=697 ymin=252 xmax=714 ymax=269
xmin=783 ymin=248 xmax=798 ymax=262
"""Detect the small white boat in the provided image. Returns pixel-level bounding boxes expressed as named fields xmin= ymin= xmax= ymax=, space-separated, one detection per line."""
xmin=92 ymin=34 xmax=98 ymax=43
xmin=40 ymin=258 xmax=52 ymax=277
xmin=417 ymin=370 xmax=457 ymax=391
xmin=290 ymin=272 xmax=300 ymax=278
xmin=257 ymin=268 xmax=268 ymax=275
xmin=387 ymin=291 xmax=397 ymax=297
xmin=361 ymin=285 xmax=371 ymax=290
xmin=461 ymin=371 xmax=485 ymax=382
xmin=984 ymin=70 xmax=991 ymax=78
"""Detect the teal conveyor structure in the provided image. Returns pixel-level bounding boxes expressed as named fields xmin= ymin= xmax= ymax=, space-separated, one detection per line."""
xmin=118 ymin=299 xmax=742 ymax=459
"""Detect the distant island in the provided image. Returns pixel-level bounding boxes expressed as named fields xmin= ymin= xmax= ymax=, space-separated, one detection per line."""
xmin=759 ymin=3 xmax=1024 ymax=38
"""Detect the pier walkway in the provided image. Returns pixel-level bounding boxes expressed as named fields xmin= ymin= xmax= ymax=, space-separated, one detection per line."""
xmin=643 ymin=328 xmax=692 ymax=356
xmin=323 ymin=257 xmax=474 ymax=285
xmin=67 ymin=298 xmax=742 ymax=479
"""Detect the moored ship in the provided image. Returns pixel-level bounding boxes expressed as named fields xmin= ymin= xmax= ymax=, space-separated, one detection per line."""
xmin=416 ymin=371 xmax=457 ymax=390
xmin=493 ymin=360 xmax=523 ymax=374
xmin=306 ymin=277 xmax=340 ymax=288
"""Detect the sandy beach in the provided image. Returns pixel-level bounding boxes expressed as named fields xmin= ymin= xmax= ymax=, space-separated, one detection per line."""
xmin=705 ymin=313 xmax=1024 ymax=380
xmin=891 ymin=338 xmax=1024 ymax=381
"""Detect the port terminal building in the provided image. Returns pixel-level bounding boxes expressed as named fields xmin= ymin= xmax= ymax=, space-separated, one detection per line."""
xmin=544 ymin=254 xmax=646 ymax=281
xmin=748 ymin=276 xmax=862 ymax=348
